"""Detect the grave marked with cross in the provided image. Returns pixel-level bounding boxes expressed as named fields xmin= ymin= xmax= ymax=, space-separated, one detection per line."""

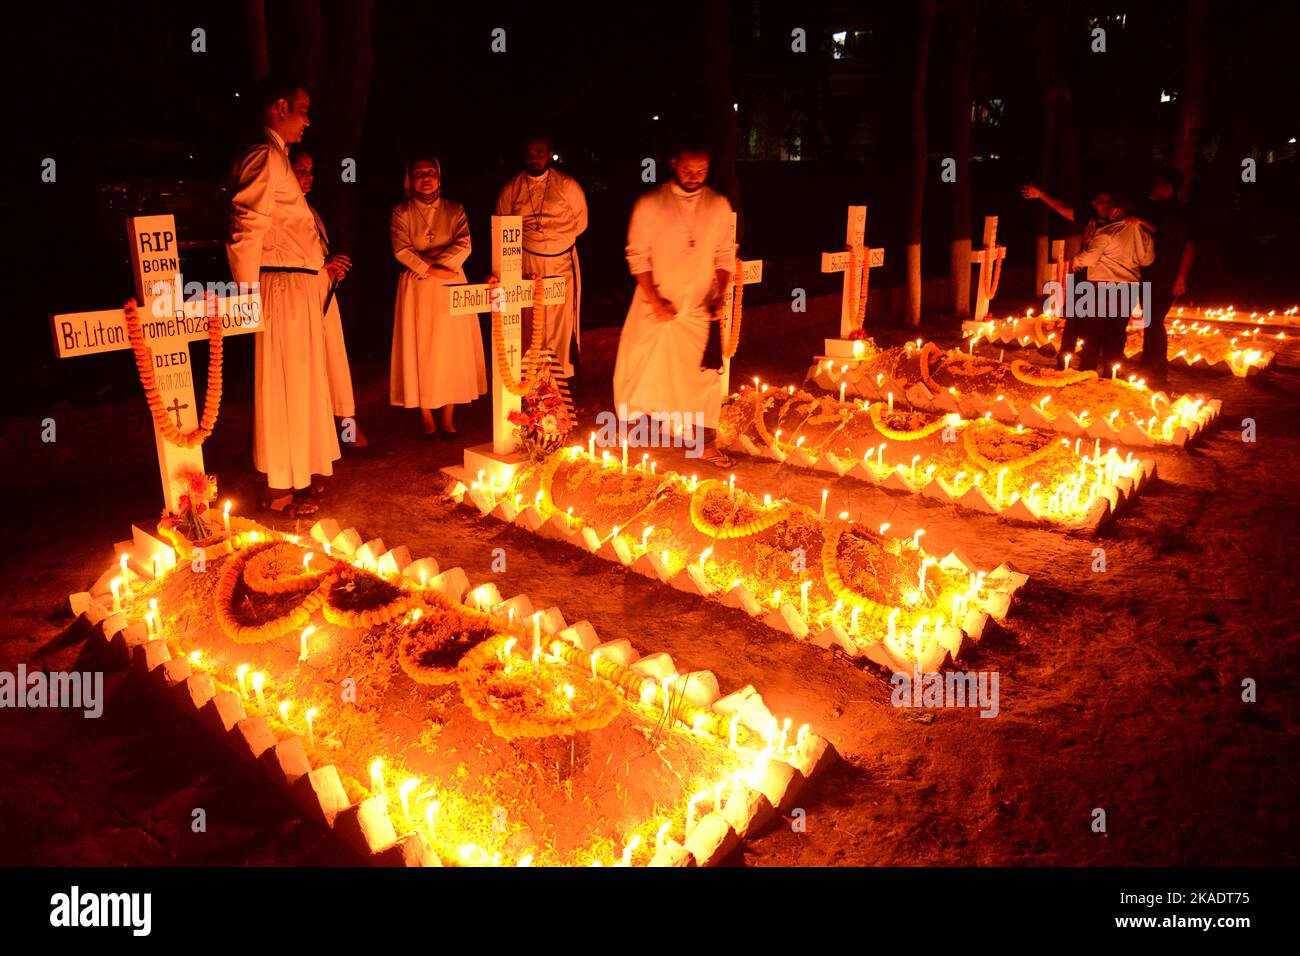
xmin=50 ymin=214 xmax=262 ymax=514
xmin=442 ymin=214 xmax=568 ymax=486
xmin=717 ymin=212 xmax=764 ymax=398
xmin=968 ymin=215 xmax=1007 ymax=322
xmin=817 ymin=204 xmax=885 ymax=360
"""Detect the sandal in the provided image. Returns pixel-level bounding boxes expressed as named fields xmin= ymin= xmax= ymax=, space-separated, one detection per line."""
xmin=698 ymin=447 xmax=735 ymax=468
xmin=301 ymin=479 xmax=328 ymax=497
xmin=259 ymin=493 xmax=320 ymax=518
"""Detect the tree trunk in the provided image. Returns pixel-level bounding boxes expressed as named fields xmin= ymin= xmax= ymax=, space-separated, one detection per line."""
xmin=949 ymin=0 xmax=973 ymax=319
xmin=708 ymin=0 xmax=743 ymax=235
xmin=907 ymin=0 xmax=937 ymax=327
xmin=243 ymin=0 xmax=270 ymax=85
xmin=1173 ymin=0 xmax=1209 ymax=200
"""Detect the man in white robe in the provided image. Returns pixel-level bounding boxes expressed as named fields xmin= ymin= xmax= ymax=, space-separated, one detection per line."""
xmin=494 ymin=134 xmax=587 ymax=377
xmin=613 ymin=142 xmax=735 ymax=465
xmin=227 ymin=75 xmax=339 ymax=513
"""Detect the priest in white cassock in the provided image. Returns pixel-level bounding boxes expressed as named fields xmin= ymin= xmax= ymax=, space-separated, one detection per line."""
xmin=288 ymin=144 xmax=368 ymax=450
xmin=390 ymin=155 xmax=484 ymax=439
xmin=613 ymin=139 xmax=736 ymax=467
xmin=227 ymin=75 xmax=338 ymax=517
xmin=494 ymin=133 xmax=588 ymax=377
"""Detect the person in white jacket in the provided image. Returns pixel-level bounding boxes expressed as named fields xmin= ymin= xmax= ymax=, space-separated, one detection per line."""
xmin=389 ymin=156 xmax=485 ymax=439
xmin=1069 ymin=197 xmax=1154 ymax=373
xmin=227 ymin=74 xmax=338 ymax=517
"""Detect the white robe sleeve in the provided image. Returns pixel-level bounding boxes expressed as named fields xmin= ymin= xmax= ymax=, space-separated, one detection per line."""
xmin=432 ymin=205 xmax=471 ymax=270
xmin=390 ymin=204 xmax=430 ymax=276
xmin=625 ymin=195 xmax=654 ymax=276
xmin=564 ymin=175 xmax=588 ymax=241
xmin=1073 ymin=232 xmax=1110 ymax=270
xmin=227 ymin=145 xmax=275 ymax=286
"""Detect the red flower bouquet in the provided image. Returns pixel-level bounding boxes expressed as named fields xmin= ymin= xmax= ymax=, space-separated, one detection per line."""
xmin=162 ymin=467 xmax=219 ymax=541
xmin=509 ymin=379 xmax=575 ymax=460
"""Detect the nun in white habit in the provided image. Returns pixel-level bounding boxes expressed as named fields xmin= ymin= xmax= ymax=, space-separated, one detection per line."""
xmin=389 ymin=155 xmax=485 ymax=438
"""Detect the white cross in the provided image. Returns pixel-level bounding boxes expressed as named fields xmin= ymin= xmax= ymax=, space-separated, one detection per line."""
xmin=968 ymin=215 xmax=1007 ymax=322
xmin=1042 ymin=238 xmax=1068 ymax=316
xmin=821 ymin=205 xmax=885 ymax=339
xmin=50 ymin=214 xmax=262 ymax=512
xmin=445 ymin=215 xmax=568 ymax=482
xmin=718 ymin=212 xmax=764 ymax=397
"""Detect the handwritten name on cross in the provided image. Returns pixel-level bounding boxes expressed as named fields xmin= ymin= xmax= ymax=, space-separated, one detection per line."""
xmin=719 ymin=212 xmax=764 ymax=397
xmin=968 ymin=215 xmax=1007 ymax=322
xmin=821 ymin=205 xmax=885 ymax=338
xmin=446 ymin=215 xmax=568 ymax=458
xmin=50 ymin=214 xmax=262 ymax=511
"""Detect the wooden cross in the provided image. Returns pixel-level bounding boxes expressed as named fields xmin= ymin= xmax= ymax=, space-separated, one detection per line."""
xmin=1043 ymin=238 xmax=1068 ymax=316
xmin=718 ymin=212 xmax=764 ymax=397
xmin=968 ymin=215 xmax=1007 ymax=322
xmin=445 ymin=215 xmax=569 ymax=478
xmin=820 ymin=205 xmax=885 ymax=339
xmin=50 ymin=214 xmax=262 ymax=512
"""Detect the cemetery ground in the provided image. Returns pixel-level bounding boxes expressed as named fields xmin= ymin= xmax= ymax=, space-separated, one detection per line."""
xmin=2 ymin=304 xmax=1299 ymax=867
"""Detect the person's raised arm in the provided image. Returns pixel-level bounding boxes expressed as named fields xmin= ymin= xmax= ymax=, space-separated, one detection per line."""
xmin=1021 ymin=182 xmax=1075 ymax=222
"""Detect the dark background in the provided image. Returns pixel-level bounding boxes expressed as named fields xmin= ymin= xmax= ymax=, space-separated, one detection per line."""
xmin=5 ymin=0 xmax=1297 ymax=417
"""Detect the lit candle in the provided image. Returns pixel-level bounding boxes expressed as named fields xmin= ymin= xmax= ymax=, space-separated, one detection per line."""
xmin=687 ymin=792 xmax=706 ymax=835
xmin=879 ymin=522 xmax=890 ymax=536
xmin=110 ymin=577 xmax=122 ymax=613
xmin=640 ymin=525 xmax=654 ymax=552
xmin=588 ymin=431 xmax=595 ymax=458
xmin=997 ymin=468 xmax=1007 ymax=502
xmin=911 ymin=528 xmax=925 ymax=550
xmin=850 ymin=605 xmax=861 ymax=636
xmin=819 ymin=488 xmax=828 ymax=519
xmin=621 ymin=439 xmax=628 ymax=474
xmin=641 ymin=453 xmax=649 ymax=474
xmin=252 ymin=672 xmax=266 ymax=711
xmin=369 ymin=758 xmax=385 ymax=802
xmin=1111 ymin=363 xmax=1120 ymax=379
xmin=918 ymin=556 xmax=936 ymax=593
xmin=221 ymin=500 xmax=232 ymax=533
xmin=590 ymin=649 xmax=602 ymax=679
xmin=399 ymin=778 xmax=419 ymax=819
xmin=650 ymin=460 xmax=657 ymax=477
xmin=236 ymin=664 xmax=249 ymax=700
xmin=656 ymin=821 xmax=671 ymax=852
xmin=278 ymin=700 xmax=291 ymax=725
xmin=305 ymin=708 xmax=318 ymax=746
xmin=887 ymin=608 xmax=899 ymax=643
xmin=800 ymin=580 xmax=811 ymax=620
xmin=910 ymin=455 xmax=922 ymax=482
xmin=119 ymin=554 xmax=133 ymax=600
xmin=661 ymin=675 xmax=676 ymax=717
xmin=145 ymin=609 xmax=157 ymax=639
xmin=728 ymin=474 xmax=736 ymax=499
xmin=532 ymin=613 xmax=542 ymax=662
xmin=689 ymin=474 xmax=697 ymax=491
xmin=887 ymin=392 xmax=894 ymax=414
xmin=501 ymin=637 xmax=517 ymax=666
xmin=839 ymin=381 xmax=847 ymax=404
xmin=299 ymin=625 xmax=315 ymax=663
xmin=729 ymin=714 xmax=740 ymax=749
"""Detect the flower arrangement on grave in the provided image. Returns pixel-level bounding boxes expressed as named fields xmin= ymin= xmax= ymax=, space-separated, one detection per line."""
xmin=397 ymin=599 xmax=500 ymax=686
xmin=509 ymin=378 xmax=575 ymax=460
xmin=458 ymin=635 xmax=623 ymax=740
xmin=160 ymin=467 xmax=219 ymax=543
xmin=214 ymin=540 xmax=327 ymax=643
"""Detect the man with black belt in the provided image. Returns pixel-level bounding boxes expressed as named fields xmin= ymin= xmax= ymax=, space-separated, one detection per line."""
xmin=227 ymin=74 xmax=339 ymax=516
xmin=495 ymin=133 xmax=588 ymax=377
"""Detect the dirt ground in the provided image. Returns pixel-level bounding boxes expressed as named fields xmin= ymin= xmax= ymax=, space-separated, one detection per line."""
xmin=2 ymin=314 xmax=1298 ymax=867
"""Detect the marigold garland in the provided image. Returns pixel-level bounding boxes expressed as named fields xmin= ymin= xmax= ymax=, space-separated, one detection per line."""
xmin=242 ymin=541 xmax=330 ymax=595
xmin=980 ymin=244 xmax=1004 ymax=300
xmin=868 ymin=403 xmax=952 ymax=442
xmin=1009 ymin=359 xmax=1097 ymax=389
xmin=961 ymin=419 xmax=1060 ymax=473
xmin=721 ymin=257 xmax=744 ymax=359
xmin=489 ymin=275 xmax=548 ymax=397
xmin=458 ymin=636 xmax=623 ymax=740
xmin=320 ymin=569 xmax=418 ymax=630
xmin=688 ymin=479 xmax=794 ymax=539
xmin=397 ymin=605 xmax=498 ymax=686
xmin=819 ymin=527 xmax=896 ymax=622
xmin=124 ymin=297 xmax=223 ymax=447
xmin=213 ymin=542 xmax=326 ymax=644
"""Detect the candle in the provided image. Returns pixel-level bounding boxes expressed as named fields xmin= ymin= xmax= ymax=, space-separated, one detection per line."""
xmin=777 ymin=718 xmax=791 ymax=754
xmin=690 ymin=474 xmax=697 ymax=491
xmin=501 ymin=637 xmax=517 ymax=667
xmin=687 ymin=792 xmax=706 ymax=835
xmin=850 ymin=605 xmax=861 ymax=636
xmin=1063 ymin=353 xmax=1072 ymax=370
xmin=656 ymin=821 xmax=671 ymax=852
xmin=299 ymin=625 xmax=314 ymax=663
xmin=590 ymin=649 xmax=602 ymax=679
xmin=305 ymin=708 xmax=318 ymax=746
xmin=236 ymin=664 xmax=249 ymax=700
xmin=119 ymin=554 xmax=133 ymax=600
xmin=110 ymin=577 xmax=122 ymax=612
xmin=621 ymin=834 xmax=641 ymax=867
xmin=661 ymin=675 xmax=676 ymax=717
xmin=910 ymin=455 xmax=922 ymax=482
xmin=919 ymin=556 xmax=936 ymax=593
xmin=640 ymin=525 xmax=654 ymax=552
xmin=999 ymin=348 xmax=1005 ymax=363
xmin=819 ymin=488 xmax=828 ymax=519
xmin=399 ymin=778 xmax=419 ymax=819
xmin=1111 ymin=363 xmax=1120 ymax=379
xmin=800 ymin=580 xmax=811 ymax=620
xmin=728 ymin=474 xmax=736 ymax=499
xmin=424 ymin=801 xmax=440 ymax=841
xmin=911 ymin=528 xmax=925 ymax=550
xmin=588 ymin=431 xmax=595 ymax=458
xmin=699 ymin=546 xmax=713 ymax=569
xmin=997 ymin=468 xmax=1008 ymax=502
xmin=887 ymin=608 xmax=899 ymax=643
xmin=532 ymin=613 xmax=542 ymax=667
xmin=650 ymin=460 xmax=657 ymax=476
xmin=145 ymin=609 xmax=156 ymax=639
xmin=222 ymin=500 xmax=231 ymax=532
xmin=278 ymin=701 xmax=291 ymax=727
xmin=641 ymin=453 xmax=649 ymax=474
xmin=621 ymin=439 xmax=628 ymax=474
xmin=369 ymin=758 xmax=385 ymax=801
xmin=887 ymin=392 xmax=894 ymax=414
xmin=252 ymin=672 xmax=266 ymax=711
xmin=839 ymin=381 xmax=847 ymax=404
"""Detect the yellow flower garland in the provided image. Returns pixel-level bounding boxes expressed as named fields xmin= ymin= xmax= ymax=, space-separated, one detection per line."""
xmin=688 ymin=479 xmax=794 ymax=539
xmin=868 ymin=403 xmax=951 ymax=442
xmin=819 ymin=528 xmax=896 ymax=624
xmin=320 ymin=570 xmax=419 ymax=630
xmin=125 ymin=298 xmax=223 ymax=448
xmin=242 ymin=542 xmax=329 ymax=595
xmin=213 ymin=543 xmax=326 ymax=644
xmin=961 ymin=419 xmax=1060 ymax=473
xmin=1009 ymin=359 xmax=1097 ymax=388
